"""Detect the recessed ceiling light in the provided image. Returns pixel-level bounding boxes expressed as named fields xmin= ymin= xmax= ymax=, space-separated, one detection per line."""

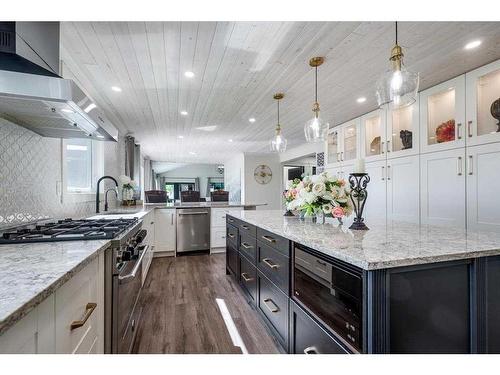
xmin=228 ymin=139 xmax=233 ymax=142
xmin=180 ymin=111 xmax=188 ymax=116
xmin=356 ymin=97 xmax=367 ymax=103
xmin=464 ymin=40 xmax=481 ymax=50
xmin=84 ymin=103 xmax=97 ymax=113
xmin=249 ymin=118 xmax=256 ymax=123
xmin=61 ymin=108 xmax=74 ymax=113
xmin=184 ymin=71 xmax=195 ymax=78
xmin=189 ymin=151 xmax=197 ymax=155
xmin=196 ymin=125 xmax=217 ymax=132
xmin=111 ymin=86 xmax=122 ymax=92
xmin=178 ymin=135 xmax=184 ymax=139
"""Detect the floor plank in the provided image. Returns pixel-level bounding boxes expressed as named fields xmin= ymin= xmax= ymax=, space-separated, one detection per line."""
xmin=132 ymin=253 xmax=280 ymax=354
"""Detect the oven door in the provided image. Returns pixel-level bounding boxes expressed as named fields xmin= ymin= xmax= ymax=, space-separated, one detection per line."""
xmin=113 ymin=245 xmax=148 ymax=353
xmin=293 ymin=246 xmax=363 ymax=352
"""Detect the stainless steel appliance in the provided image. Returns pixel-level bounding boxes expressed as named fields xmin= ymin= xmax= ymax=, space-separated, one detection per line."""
xmin=293 ymin=244 xmax=363 ymax=352
xmin=176 ymin=208 xmax=210 ymax=253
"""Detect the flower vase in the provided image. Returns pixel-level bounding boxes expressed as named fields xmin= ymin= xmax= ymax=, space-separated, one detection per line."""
xmin=122 ymin=187 xmax=134 ymax=202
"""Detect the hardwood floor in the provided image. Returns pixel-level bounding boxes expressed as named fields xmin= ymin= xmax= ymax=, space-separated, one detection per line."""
xmin=132 ymin=253 xmax=281 ymax=354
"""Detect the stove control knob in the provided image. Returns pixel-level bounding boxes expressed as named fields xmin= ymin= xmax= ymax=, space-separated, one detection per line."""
xmin=121 ymin=250 xmax=132 ymax=261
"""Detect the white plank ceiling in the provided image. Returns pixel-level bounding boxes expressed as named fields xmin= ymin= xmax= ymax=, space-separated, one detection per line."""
xmin=60 ymin=22 xmax=500 ymax=163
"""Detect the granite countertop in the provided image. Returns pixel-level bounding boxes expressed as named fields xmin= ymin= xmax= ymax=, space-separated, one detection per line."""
xmin=230 ymin=210 xmax=500 ymax=271
xmin=0 ymin=240 xmax=110 ymax=335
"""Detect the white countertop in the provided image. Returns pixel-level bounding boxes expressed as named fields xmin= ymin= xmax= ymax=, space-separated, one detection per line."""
xmin=229 ymin=210 xmax=500 ymax=270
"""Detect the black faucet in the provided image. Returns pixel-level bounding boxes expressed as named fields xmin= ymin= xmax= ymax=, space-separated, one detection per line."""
xmin=104 ymin=188 xmax=118 ymax=212
xmin=96 ymin=176 xmax=118 ymax=213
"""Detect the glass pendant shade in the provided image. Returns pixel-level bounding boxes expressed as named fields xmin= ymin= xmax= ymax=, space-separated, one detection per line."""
xmin=304 ymin=114 xmax=329 ymax=142
xmin=270 ymin=128 xmax=287 ymax=152
xmin=376 ymin=63 xmax=419 ymax=109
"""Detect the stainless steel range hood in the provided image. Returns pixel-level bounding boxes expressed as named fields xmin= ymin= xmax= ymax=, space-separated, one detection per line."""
xmin=0 ymin=22 xmax=118 ymax=142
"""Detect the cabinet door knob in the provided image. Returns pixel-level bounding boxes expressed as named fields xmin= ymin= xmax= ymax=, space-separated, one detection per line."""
xmin=467 ymin=120 xmax=473 ymax=138
xmin=457 ymin=156 xmax=463 ymax=176
xmin=457 ymin=123 xmax=462 ymax=139
xmin=468 ymin=155 xmax=473 ymax=175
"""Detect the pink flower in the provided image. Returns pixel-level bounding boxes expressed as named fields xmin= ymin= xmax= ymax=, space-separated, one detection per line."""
xmin=332 ymin=206 xmax=345 ymax=218
xmin=291 ymin=189 xmax=298 ymax=199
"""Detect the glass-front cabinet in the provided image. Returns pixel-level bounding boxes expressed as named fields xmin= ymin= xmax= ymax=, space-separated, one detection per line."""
xmin=386 ymin=98 xmax=419 ymax=158
xmin=420 ymin=75 xmax=466 ymax=153
xmin=466 ymin=60 xmax=500 ymax=146
xmin=325 ymin=119 xmax=360 ymax=168
xmin=361 ymin=109 xmax=387 ymax=162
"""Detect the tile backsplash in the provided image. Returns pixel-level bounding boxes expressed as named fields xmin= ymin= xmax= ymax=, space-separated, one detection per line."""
xmin=0 ymin=118 xmax=124 ymax=228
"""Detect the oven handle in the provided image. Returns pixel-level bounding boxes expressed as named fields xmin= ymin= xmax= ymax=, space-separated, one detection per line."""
xmin=118 ymin=245 xmax=149 ymax=284
xmin=303 ymin=346 xmax=319 ymax=354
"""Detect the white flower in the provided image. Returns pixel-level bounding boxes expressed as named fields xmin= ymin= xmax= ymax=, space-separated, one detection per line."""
xmin=322 ymin=203 xmax=332 ymax=214
xmin=312 ymin=182 xmax=326 ymax=196
xmin=129 ymin=180 xmax=138 ymax=188
xmin=119 ymin=175 xmax=131 ymax=185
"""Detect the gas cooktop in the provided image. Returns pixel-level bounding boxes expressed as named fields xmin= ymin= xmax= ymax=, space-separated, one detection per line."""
xmin=0 ymin=218 xmax=139 ymax=244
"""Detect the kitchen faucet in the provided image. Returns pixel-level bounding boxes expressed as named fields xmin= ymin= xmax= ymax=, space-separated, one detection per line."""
xmin=96 ymin=176 xmax=119 ymax=213
xmin=104 ymin=188 xmax=118 ymax=212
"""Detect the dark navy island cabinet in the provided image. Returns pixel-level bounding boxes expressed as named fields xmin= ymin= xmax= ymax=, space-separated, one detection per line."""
xmin=226 ymin=215 xmax=500 ymax=354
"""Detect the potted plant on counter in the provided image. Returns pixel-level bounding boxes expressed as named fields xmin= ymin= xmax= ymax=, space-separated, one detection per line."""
xmin=286 ymin=172 xmax=353 ymax=224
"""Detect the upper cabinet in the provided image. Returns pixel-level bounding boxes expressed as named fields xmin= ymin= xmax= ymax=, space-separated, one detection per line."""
xmin=465 ymin=60 xmax=500 ymax=146
xmin=361 ymin=108 xmax=387 ymax=162
xmin=420 ymin=75 xmax=466 ymax=153
xmin=325 ymin=118 xmax=360 ymax=168
xmin=386 ymin=98 xmax=420 ymax=158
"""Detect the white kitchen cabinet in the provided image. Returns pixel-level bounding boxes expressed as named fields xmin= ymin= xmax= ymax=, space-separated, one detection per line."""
xmin=363 ymin=159 xmax=387 ymax=222
xmin=211 ymin=207 xmax=241 ymax=251
xmin=141 ymin=210 xmax=155 ymax=284
xmin=420 ymin=75 xmax=466 ymax=154
xmin=420 ymin=148 xmax=466 ymax=227
xmin=387 ymin=155 xmax=420 ymax=223
xmin=466 ymin=143 xmax=500 ymax=230
xmin=361 ymin=108 xmax=387 ymax=162
xmin=326 ymin=119 xmax=360 ymax=167
xmin=465 ymin=59 xmax=500 ymax=146
xmin=154 ymin=208 xmax=176 ymax=253
xmin=386 ymin=98 xmax=420 ymax=159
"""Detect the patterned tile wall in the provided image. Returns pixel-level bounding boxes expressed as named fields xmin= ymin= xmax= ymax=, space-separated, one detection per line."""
xmin=0 ymin=118 xmax=124 ymax=229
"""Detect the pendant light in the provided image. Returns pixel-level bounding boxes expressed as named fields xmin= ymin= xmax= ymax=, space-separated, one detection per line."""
xmin=304 ymin=57 xmax=329 ymax=142
xmin=270 ymin=93 xmax=287 ymax=153
xmin=376 ymin=22 xmax=419 ymax=108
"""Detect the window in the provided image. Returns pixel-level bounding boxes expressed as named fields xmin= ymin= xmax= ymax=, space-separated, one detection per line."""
xmin=209 ymin=181 xmax=224 ymax=192
xmin=164 ymin=182 xmax=195 ymax=201
xmin=64 ymin=138 xmax=103 ymax=194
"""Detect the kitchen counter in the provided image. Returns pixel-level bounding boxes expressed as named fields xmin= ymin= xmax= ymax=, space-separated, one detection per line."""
xmin=229 ymin=210 xmax=500 ymax=270
xmin=143 ymin=202 xmax=265 ymax=209
xmin=0 ymin=239 xmax=110 ymax=335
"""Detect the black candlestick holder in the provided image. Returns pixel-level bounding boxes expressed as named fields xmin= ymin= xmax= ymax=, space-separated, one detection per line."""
xmin=348 ymin=173 xmax=370 ymax=230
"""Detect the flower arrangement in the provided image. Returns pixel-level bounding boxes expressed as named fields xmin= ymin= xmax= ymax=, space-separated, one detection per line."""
xmin=118 ymin=175 xmax=138 ymax=201
xmin=285 ymin=172 xmax=353 ymax=220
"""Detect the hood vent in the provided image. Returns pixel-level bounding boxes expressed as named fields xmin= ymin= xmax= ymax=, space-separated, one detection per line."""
xmin=0 ymin=22 xmax=118 ymax=142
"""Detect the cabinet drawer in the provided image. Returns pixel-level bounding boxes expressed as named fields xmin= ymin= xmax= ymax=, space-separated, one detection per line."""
xmin=290 ymin=301 xmax=349 ymax=354
xmin=226 ymin=215 xmax=239 ymax=227
xmin=226 ymin=224 xmax=238 ymax=246
xmin=239 ymin=231 xmax=257 ymax=261
xmin=258 ymin=272 xmax=289 ymax=348
xmin=239 ymin=221 xmax=256 ymax=237
xmin=257 ymin=241 xmax=290 ymax=294
xmin=226 ymin=243 xmax=239 ymax=277
xmin=239 ymin=254 xmax=257 ymax=303
xmin=257 ymin=228 xmax=290 ymax=256
xmin=55 ymin=257 xmax=100 ymax=354
xmin=211 ymin=227 xmax=227 ymax=248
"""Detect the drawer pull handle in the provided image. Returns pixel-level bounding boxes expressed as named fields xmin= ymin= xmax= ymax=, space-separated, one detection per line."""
xmin=228 ymin=218 xmax=234 ymax=223
xmin=241 ymin=225 xmax=250 ymax=230
xmin=241 ymin=272 xmax=253 ymax=282
xmin=70 ymin=302 xmax=97 ymax=331
xmin=316 ymin=259 xmax=327 ymax=266
xmin=304 ymin=346 xmax=319 ymax=354
xmin=241 ymin=242 xmax=253 ymax=249
xmin=261 ymin=235 xmax=276 ymax=244
xmin=263 ymin=298 xmax=279 ymax=313
xmin=228 ymin=233 xmax=235 ymax=239
xmin=262 ymin=258 xmax=279 ymax=269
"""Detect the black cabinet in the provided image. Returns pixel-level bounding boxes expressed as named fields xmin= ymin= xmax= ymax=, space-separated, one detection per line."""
xmin=257 ymin=271 xmax=289 ymax=348
xmin=257 ymin=227 xmax=289 ymax=256
xmin=239 ymin=221 xmax=256 ymax=237
xmin=289 ymin=301 xmax=350 ymax=354
xmin=239 ymin=254 xmax=257 ymax=303
xmin=239 ymin=231 xmax=256 ymax=261
xmin=226 ymin=223 xmax=238 ymax=247
xmin=257 ymin=241 xmax=290 ymax=295
xmin=226 ymin=242 xmax=239 ymax=277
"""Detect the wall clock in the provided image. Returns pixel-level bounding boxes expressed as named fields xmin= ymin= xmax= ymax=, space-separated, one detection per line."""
xmin=254 ymin=165 xmax=272 ymax=185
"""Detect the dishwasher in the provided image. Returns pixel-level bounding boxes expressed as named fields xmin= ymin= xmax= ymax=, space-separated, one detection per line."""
xmin=176 ymin=208 xmax=210 ymax=253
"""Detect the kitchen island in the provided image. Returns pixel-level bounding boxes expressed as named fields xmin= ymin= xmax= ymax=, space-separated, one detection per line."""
xmin=226 ymin=210 xmax=500 ymax=354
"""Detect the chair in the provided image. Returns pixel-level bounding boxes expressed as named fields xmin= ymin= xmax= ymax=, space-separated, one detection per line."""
xmin=144 ymin=190 xmax=167 ymax=203
xmin=210 ymin=190 xmax=229 ymax=202
xmin=180 ymin=190 xmax=201 ymax=202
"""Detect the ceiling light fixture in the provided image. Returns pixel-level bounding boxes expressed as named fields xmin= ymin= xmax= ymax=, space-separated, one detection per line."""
xmin=178 ymin=135 xmax=184 ymax=139
xmin=228 ymin=139 xmax=233 ymax=142
xmin=184 ymin=71 xmax=195 ymax=78
xmin=111 ymin=86 xmax=122 ymax=92
xmin=304 ymin=56 xmax=329 ymax=142
xmin=189 ymin=151 xmax=196 ymax=155
xmin=464 ymin=40 xmax=482 ymax=50
xmin=180 ymin=110 xmax=188 ymax=116
xmin=196 ymin=125 xmax=217 ymax=132
xmin=84 ymin=103 xmax=97 ymax=113
xmin=376 ymin=22 xmax=419 ymax=109
xmin=270 ymin=93 xmax=287 ymax=153
xmin=357 ymin=97 xmax=367 ymax=103
xmin=249 ymin=118 xmax=256 ymax=123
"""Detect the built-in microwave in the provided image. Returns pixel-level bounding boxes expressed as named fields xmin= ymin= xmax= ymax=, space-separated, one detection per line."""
xmin=293 ymin=243 xmax=363 ymax=352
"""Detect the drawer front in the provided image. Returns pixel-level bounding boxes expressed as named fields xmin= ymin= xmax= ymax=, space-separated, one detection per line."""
xmin=290 ymin=301 xmax=349 ymax=354
xmin=211 ymin=227 xmax=227 ymax=248
xmin=239 ymin=254 xmax=257 ymax=302
xmin=239 ymin=231 xmax=257 ymax=261
xmin=226 ymin=224 xmax=238 ymax=246
xmin=239 ymin=221 xmax=257 ymax=237
xmin=258 ymin=272 xmax=289 ymax=347
xmin=226 ymin=215 xmax=239 ymax=227
xmin=257 ymin=242 xmax=290 ymax=294
xmin=257 ymin=227 xmax=290 ymax=256
xmin=226 ymin=243 xmax=239 ymax=276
